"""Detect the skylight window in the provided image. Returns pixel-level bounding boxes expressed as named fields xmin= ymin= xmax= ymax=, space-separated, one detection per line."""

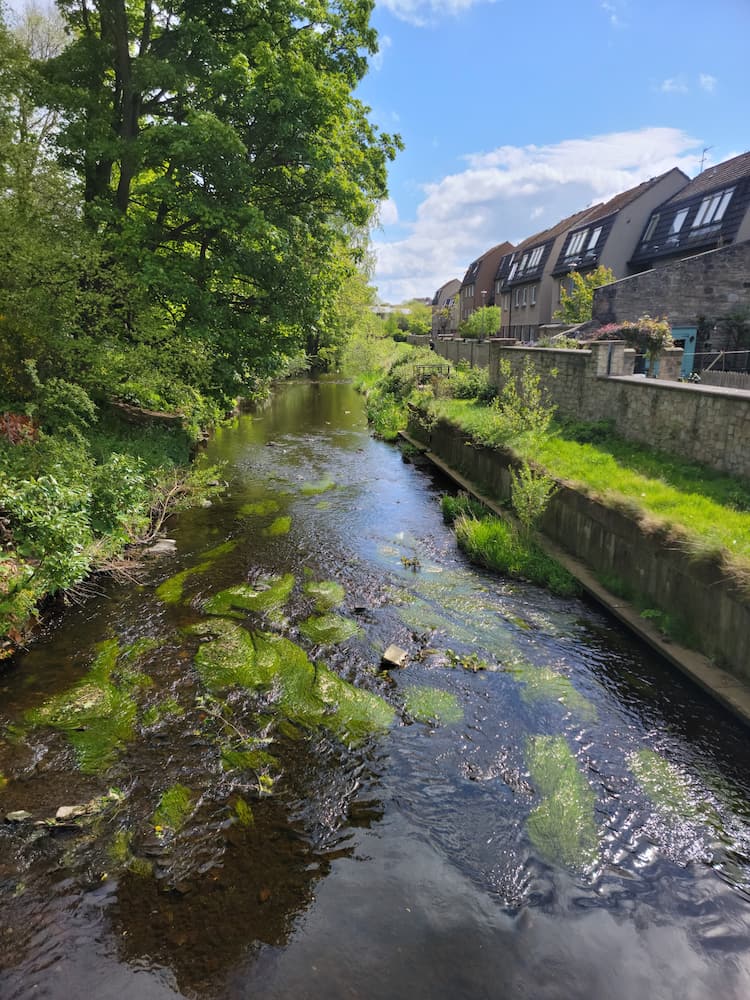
xmin=692 ymin=187 xmax=735 ymax=228
xmin=587 ymin=227 xmax=602 ymax=250
xmin=642 ymin=214 xmax=659 ymax=242
xmin=669 ymin=208 xmax=689 ymax=235
xmin=567 ymin=229 xmax=587 ymax=256
xmin=528 ymin=245 xmax=544 ymax=268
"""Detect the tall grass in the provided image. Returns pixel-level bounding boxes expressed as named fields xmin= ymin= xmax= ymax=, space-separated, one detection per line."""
xmin=454 ymin=513 xmax=578 ymax=597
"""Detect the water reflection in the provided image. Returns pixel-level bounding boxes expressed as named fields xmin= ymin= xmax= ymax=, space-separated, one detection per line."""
xmin=2 ymin=378 xmax=750 ymax=998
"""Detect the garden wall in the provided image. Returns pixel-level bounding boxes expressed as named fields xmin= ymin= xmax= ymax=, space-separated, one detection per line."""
xmin=488 ymin=342 xmax=750 ymax=480
xmin=407 ymin=415 xmax=750 ymax=682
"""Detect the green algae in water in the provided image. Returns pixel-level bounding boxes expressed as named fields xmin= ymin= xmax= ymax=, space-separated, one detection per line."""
xmin=153 ymin=783 xmax=194 ymax=831
xmin=202 ymin=540 xmax=239 ymax=561
xmin=192 ymin=621 xmax=394 ymax=743
xmin=629 ymin=748 xmax=698 ymax=817
xmin=221 ymin=746 xmax=279 ymax=772
xmin=119 ymin=636 xmax=161 ymax=667
xmin=204 ymin=573 xmax=295 ymax=619
xmin=240 ymin=499 xmax=280 ymax=517
xmin=233 ymin=797 xmax=255 ymax=827
xmin=300 ymin=478 xmax=335 ymax=496
xmin=303 ymin=580 xmax=345 ymax=612
xmin=265 ymin=516 xmax=292 ymax=537
xmin=315 ymin=500 xmax=331 ymax=510
xmin=299 ymin=612 xmax=362 ymax=645
xmin=403 ymin=686 xmax=464 ymax=725
xmin=525 ymin=735 xmax=598 ymax=870
xmin=511 ymin=663 xmax=598 ymax=722
xmin=26 ymin=639 xmax=139 ymax=774
xmin=141 ymin=697 xmax=183 ymax=727
xmin=156 ymin=562 xmax=211 ymax=604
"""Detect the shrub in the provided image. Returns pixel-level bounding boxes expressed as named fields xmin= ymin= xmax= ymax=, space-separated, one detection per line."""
xmin=510 ymin=461 xmax=557 ymax=536
xmin=446 ymin=362 xmax=491 ymax=400
xmin=440 ymin=492 xmax=487 ymax=524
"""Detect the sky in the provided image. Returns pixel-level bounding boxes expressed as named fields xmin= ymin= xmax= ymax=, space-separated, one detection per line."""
xmin=358 ymin=0 xmax=750 ymax=303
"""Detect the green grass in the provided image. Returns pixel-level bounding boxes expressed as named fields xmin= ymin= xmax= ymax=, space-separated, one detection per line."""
xmin=434 ymin=399 xmax=750 ymax=575
xmin=454 ymin=513 xmax=578 ymax=597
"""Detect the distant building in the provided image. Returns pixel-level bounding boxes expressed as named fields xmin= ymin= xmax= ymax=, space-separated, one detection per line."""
xmin=431 ymin=279 xmax=461 ymax=337
xmin=459 ymin=242 xmax=514 ymax=329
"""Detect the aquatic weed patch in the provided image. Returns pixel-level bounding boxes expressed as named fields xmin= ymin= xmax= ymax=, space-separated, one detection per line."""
xmin=204 ymin=574 xmax=295 ymax=619
xmin=511 ymin=663 xmax=598 ymax=721
xmin=300 ymin=478 xmax=336 ymax=496
xmin=403 ymin=685 xmax=464 ymax=725
xmin=26 ymin=638 xmax=145 ymax=773
xmin=525 ymin=735 xmax=598 ymax=869
xmin=264 ymin=516 xmax=292 ymax=536
xmin=190 ymin=621 xmax=393 ymax=743
xmin=155 ymin=562 xmax=211 ymax=604
xmin=303 ymin=580 xmax=345 ymax=612
xmin=299 ymin=612 xmax=362 ymax=645
xmin=629 ymin=748 xmax=698 ymax=818
xmin=239 ymin=499 xmax=280 ymax=517
xmin=152 ymin=783 xmax=195 ymax=831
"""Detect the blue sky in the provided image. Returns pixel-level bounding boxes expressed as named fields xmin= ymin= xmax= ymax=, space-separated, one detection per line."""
xmin=359 ymin=0 xmax=750 ymax=302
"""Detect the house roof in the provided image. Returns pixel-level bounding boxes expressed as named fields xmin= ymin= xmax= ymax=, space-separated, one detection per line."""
xmin=461 ymin=242 xmax=514 ymax=289
xmin=497 ymin=207 xmax=596 ymax=289
xmin=631 ymin=151 xmax=750 ymax=266
xmin=432 ymin=278 xmax=461 ymax=307
xmin=551 ymin=169 xmax=689 ymax=277
xmin=662 ymin=151 xmax=750 ymax=206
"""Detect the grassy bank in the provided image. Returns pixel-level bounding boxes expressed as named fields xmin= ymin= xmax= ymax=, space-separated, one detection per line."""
xmin=433 ymin=397 xmax=750 ymax=577
xmin=0 ymin=405 xmax=218 ymax=656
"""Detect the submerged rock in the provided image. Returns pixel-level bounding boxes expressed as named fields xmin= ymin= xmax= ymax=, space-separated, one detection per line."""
xmin=6 ymin=811 xmax=32 ymax=822
xmin=381 ymin=645 xmax=408 ymax=669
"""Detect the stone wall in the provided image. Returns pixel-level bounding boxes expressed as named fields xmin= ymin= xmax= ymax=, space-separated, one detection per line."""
xmin=488 ymin=342 xmax=750 ymax=480
xmin=408 ymin=415 xmax=750 ymax=681
xmin=593 ymin=239 xmax=750 ymax=331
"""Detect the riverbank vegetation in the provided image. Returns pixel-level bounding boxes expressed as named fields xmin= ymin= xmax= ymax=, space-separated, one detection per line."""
xmin=0 ymin=1 xmax=398 ymax=649
xmin=346 ymin=335 xmax=750 ymax=589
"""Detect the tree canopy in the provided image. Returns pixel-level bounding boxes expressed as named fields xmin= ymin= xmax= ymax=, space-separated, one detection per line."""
xmin=554 ymin=265 xmax=615 ymax=324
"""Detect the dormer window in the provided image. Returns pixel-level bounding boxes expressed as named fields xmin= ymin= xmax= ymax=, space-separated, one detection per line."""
xmin=528 ymin=245 xmax=544 ymax=268
xmin=669 ymin=208 xmax=689 ymax=235
xmin=508 ymin=262 xmax=518 ymax=281
xmin=567 ymin=229 xmax=588 ymax=256
xmin=587 ymin=227 xmax=602 ymax=250
xmin=642 ymin=214 xmax=659 ymax=243
xmin=692 ymin=187 xmax=734 ymax=228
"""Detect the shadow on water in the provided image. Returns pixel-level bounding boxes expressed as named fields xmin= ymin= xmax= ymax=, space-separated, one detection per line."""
xmin=2 ymin=378 xmax=750 ymax=998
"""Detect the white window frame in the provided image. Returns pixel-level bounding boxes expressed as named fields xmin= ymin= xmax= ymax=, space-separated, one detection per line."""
xmin=528 ymin=245 xmax=544 ymax=268
xmin=669 ymin=208 xmax=689 ymax=235
xmin=530 ymin=284 xmax=537 ymax=306
xmin=692 ymin=187 xmax=734 ymax=228
xmin=642 ymin=213 xmax=659 ymax=242
xmin=567 ymin=229 xmax=588 ymax=256
xmin=521 ymin=287 xmax=528 ymax=307
xmin=587 ymin=227 xmax=602 ymax=250
xmin=514 ymin=288 xmax=521 ymax=307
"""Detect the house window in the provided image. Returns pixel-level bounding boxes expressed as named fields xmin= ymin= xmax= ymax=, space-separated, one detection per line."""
xmin=669 ymin=208 xmax=689 ymax=235
xmin=567 ymin=229 xmax=588 ymax=256
xmin=530 ymin=284 xmax=537 ymax=306
xmin=508 ymin=263 xmax=518 ymax=281
xmin=692 ymin=187 xmax=735 ymax=228
xmin=522 ymin=287 xmax=527 ymax=306
xmin=518 ymin=253 xmax=530 ymax=274
xmin=587 ymin=227 xmax=602 ymax=250
xmin=514 ymin=288 xmax=521 ymax=307
xmin=528 ymin=245 xmax=544 ymax=268
xmin=642 ymin=213 xmax=659 ymax=242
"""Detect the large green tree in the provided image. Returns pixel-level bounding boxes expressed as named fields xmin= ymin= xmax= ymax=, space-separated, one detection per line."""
xmin=38 ymin=0 xmax=400 ymax=398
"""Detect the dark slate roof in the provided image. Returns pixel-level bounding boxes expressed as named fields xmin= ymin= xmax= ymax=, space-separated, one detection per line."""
xmin=631 ymin=152 xmax=750 ymax=266
xmin=461 ymin=242 xmax=514 ymax=290
xmin=551 ymin=169 xmax=688 ymax=277
xmin=497 ymin=207 xmax=596 ymax=290
xmin=432 ymin=278 xmax=461 ymax=307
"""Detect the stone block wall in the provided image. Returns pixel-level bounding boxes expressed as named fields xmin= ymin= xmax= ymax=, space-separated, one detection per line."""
xmin=488 ymin=342 xmax=750 ymax=480
xmin=593 ymin=240 xmax=750 ymax=331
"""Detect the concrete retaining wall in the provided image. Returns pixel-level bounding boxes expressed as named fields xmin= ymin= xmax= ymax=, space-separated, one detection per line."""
xmin=408 ymin=414 xmax=750 ymax=680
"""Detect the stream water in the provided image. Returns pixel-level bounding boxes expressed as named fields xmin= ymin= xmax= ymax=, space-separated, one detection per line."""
xmin=2 ymin=377 xmax=750 ymax=999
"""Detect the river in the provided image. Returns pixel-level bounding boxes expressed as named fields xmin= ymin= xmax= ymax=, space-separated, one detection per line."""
xmin=1 ymin=377 xmax=750 ymax=999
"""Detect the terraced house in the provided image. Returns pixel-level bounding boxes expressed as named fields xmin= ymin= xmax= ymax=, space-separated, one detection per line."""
xmin=431 ymin=278 xmax=461 ymax=337
xmin=630 ymin=151 xmax=750 ymax=272
xmin=496 ymin=208 xmax=593 ymax=341
xmin=459 ymin=241 xmax=514 ymax=327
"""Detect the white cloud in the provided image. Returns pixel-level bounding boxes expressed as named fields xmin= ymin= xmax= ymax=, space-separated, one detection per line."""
xmin=659 ymin=77 xmax=689 ymax=94
xmin=372 ymin=127 xmax=702 ymax=302
xmin=377 ymin=0 xmax=496 ymax=28
xmin=699 ymin=73 xmax=717 ymax=93
xmin=377 ymin=197 xmax=400 ymax=227
xmin=600 ymin=1 xmax=624 ymax=28
xmin=371 ymin=35 xmax=392 ymax=72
